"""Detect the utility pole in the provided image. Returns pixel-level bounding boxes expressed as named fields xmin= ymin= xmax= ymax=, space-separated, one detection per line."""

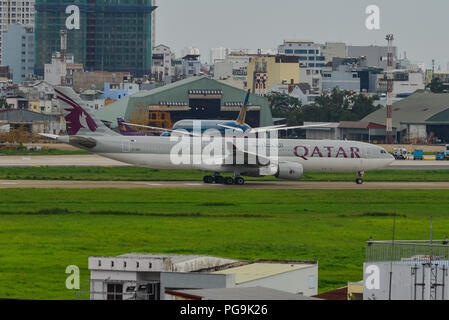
xmin=385 ymin=34 xmax=394 ymax=144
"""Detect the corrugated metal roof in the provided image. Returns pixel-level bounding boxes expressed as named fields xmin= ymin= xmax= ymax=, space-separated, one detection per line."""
xmin=212 ymin=262 xmax=313 ymax=284
xmin=362 ymin=91 xmax=449 ymax=129
xmin=96 ymin=76 xmax=273 ymax=128
xmin=0 ymin=109 xmax=59 ymax=121
xmin=168 ymin=286 xmax=320 ymax=300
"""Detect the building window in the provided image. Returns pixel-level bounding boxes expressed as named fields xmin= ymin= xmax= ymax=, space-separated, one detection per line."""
xmin=308 ymin=275 xmax=315 ymax=289
xmin=107 ymin=283 xmax=123 ymax=300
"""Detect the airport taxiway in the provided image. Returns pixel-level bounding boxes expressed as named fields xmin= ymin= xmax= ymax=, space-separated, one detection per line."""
xmin=1 ymin=155 xmax=449 ymax=170
xmin=1 ymin=180 xmax=449 ymax=190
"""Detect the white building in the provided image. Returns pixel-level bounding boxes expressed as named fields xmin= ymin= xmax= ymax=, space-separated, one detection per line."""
xmin=210 ymin=47 xmax=230 ymax=64
xmin=377 ymin=70 xmax=425 ymax=96
xmin=44 ymin=53 xmax=83 ymax=87
xmin=213 ymin=52 xmax=251 ymax=80
xmin=278 ymin=40 xmax=326 ymax=92
xmin=0 ymin=0 xmax=35 ymax=64
xmin=182 ymin=46 xmax=200 ymax=57
xmin=151 ymin=44 xmax=173 ymax=83
xmin=271 ymin=82 xmax=319 ymax=105
xmin=84 ymin=253 xmax=319 ymax=300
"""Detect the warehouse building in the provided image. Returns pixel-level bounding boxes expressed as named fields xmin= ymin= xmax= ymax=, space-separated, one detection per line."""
xmin=205 ymin=259 xmax=318 ymax=296
xmin=96 ymin=76 xmax=273 ymax=130
xmin=82 ymin=253 xmax=318 ymax=300
xmin=0 ymin=109 xmax=63 ymax=135
xmin=362 ymin=90 xmax=449 ymax=143
xmin=34 ymin=0 xmax=156 ymax=76
xmin=304 ymin=121 xmax=395 ymax=143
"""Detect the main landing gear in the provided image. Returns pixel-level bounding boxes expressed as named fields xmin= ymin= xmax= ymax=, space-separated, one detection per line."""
xmin=203 ymin=174 xmax=245 ymax=185
xmin=356 ymin=171 xmax=364 ymax=185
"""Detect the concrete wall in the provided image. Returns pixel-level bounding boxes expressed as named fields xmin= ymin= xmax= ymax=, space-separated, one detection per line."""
xmin=407 ymin=124 xmax=427 ymax=140
xmin=234 ymin=265 xmax=318 ymax=296
xmin=363 ymin=262 xmax=449 ymax=300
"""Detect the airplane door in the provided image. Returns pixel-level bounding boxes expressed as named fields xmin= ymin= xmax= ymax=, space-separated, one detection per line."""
xmin=122 ymin=140 xmax=131 ymax=153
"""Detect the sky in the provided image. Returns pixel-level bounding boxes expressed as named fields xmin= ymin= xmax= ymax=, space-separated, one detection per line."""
xmin=155 ymin=0 xmax=449 ymax=69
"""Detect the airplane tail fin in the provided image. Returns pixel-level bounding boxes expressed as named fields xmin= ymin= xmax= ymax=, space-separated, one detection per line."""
xmin=55 ymin=86 xmax=118 ymax=136
xmin=235 ymin=89 xmax=251 ymax=125
xmin=118 ymin=118 xmax=138 ymax=135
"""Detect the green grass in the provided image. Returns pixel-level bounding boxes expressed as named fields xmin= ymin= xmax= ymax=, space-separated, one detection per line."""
xmin=1 ymin=188 xmax=449 ymax=299
xmin=1 ymin=166 xmax=449 ymax=181
xmin=0 ymin=149 xmax=90 ymax=156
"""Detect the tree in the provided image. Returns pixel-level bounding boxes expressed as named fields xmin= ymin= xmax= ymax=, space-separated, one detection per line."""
xmin=267 ymin=88 xmax=382 ymax=126
xmin=427 ymin=77 xmax=449 ymax=93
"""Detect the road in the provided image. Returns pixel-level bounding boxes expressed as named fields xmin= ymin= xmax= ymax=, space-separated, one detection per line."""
xmin=1 ymin=180 xmax=449 ymax=190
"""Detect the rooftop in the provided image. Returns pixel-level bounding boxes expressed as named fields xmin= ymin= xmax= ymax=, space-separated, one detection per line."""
xmin=167 ymin=286 xmax=320 ymax=300
xmin=362 ymin=90 xmax=449 ymax=128
xmin=212 ymin=261 xmax=315 ymax=284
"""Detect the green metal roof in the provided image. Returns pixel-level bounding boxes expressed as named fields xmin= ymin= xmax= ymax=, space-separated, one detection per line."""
xmin=96 ymin=76 xmax=273 ymax=127
xmin=362 ymin=90 xmax=449 ymax=129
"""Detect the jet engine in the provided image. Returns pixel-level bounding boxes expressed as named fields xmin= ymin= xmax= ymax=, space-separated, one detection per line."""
xmin=275 ymin=162 xmax=304 ymax=180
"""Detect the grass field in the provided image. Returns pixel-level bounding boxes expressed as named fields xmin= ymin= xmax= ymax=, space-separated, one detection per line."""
xmin=1 ymin=166 xmax=449 ymax=182
xmin=1 ymin=188 xmax=449 ymax=299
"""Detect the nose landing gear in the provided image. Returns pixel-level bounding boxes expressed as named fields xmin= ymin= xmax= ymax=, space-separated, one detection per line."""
xmin=356 ymin=171 xmax=364 ymax=185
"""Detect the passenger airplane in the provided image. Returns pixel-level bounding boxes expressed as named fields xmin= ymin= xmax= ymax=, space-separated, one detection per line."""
xmin=41 ymin=87 xmax=395 ymax=186
xmin=122 ymin=89 xmax=305 ymax=136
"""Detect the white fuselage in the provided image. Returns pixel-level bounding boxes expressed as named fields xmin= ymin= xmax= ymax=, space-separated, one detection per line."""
xmin=82 ymin=135 xmax=395 ymax=175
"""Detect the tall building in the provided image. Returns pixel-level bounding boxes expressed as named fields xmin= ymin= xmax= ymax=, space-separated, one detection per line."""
xmin=278 ymin=40 xmax=327 ymax=92
xmin=0 ymin=0 xmax=36 ymax=64
xmin=210 ymin=47 xmax=229 ymax=64
xmin=1 ymin=24 xmax=34 ymax=83
xmin=34 ymin=0 xmax=157 ymax=77
xmin=246 ymin=55 xmax=300 ymax=95
xmin=151 ymin=44 xmax=173 ymax=83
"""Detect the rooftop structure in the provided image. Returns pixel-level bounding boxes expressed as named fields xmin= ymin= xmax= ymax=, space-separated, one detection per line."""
xmin=166 ymin=286 xmax=320 ymax=300
xmin=362 ymin=90 xmax=449 ymax=143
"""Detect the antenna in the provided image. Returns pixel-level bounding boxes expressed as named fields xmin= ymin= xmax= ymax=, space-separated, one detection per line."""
xmin=430 ymin=216 xmax=433 ymax=265
xmin=388 ymin=212 xmax=397 ymax=300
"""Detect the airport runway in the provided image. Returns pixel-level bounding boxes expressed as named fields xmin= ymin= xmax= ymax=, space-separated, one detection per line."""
xmin=1 ymin=180 xmax=449 ymax=190
xmin=1 ymin=155 xmax=449 ymax=170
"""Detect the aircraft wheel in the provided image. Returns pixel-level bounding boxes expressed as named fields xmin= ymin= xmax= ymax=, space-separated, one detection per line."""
xmin=203 ymin=175 xmax=214 ymax=184
xmin=234 ymin=177 xmax=245 ymax=185
xmin=214 ymin=176 xmax=224 ymax=184
xmin=224 ymin=177 xmax=235 ymax=185
xmin=356 ymin=178 xmax=363 ymax=185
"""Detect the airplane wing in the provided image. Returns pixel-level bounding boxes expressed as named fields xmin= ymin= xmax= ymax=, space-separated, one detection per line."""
xmin=38 ymin=133 xmax=60 ymax=140
xmin=122 ymin=122 xmax=202 ymax=138
xmin=250 ymin=123 xmax=333 ymax=133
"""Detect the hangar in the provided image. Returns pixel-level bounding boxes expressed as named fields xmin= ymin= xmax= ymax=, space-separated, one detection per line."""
xmin=96 ymin=77 xmax=273 ymax=131
xmin=362 ymin=90 xmax=449 ymax=143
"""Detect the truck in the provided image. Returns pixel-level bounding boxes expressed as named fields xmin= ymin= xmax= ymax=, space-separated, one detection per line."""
xmin=413 ymin=149 xmax=424 ymax=160
xmin=392 ymin=148 xmax=409 ymax=160
xmin=436 ymin=151 xmax=446 ymax=160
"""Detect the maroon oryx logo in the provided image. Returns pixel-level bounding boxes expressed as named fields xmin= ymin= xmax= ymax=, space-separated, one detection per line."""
xmin=55 ymin=88 xmax=98 ymax=135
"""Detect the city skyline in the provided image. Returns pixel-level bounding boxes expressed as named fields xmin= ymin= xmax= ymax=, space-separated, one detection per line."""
xmin=157 ymin=0 xmax=449 ymax=69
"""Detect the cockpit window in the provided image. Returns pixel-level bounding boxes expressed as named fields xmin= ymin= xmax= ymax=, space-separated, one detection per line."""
xmin=381 ymin=150 xmax=387 ymax=154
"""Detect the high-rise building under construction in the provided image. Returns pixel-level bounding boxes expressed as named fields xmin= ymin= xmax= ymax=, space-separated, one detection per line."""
xmin=34 ymin=0 xmax=156 ymax=76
